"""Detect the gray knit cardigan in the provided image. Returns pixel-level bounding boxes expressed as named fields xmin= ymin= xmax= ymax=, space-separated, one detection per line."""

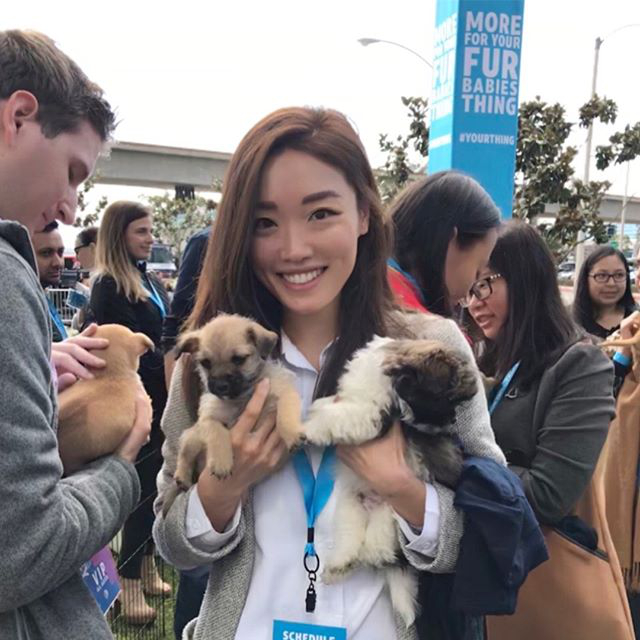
xmin=153 ymin=312 xmax=505 ymax=640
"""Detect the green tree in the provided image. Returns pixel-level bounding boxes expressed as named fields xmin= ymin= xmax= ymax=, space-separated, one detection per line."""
xmin=145 ymin=188 xmax=219 ymax=255
xmin=378 ymin=94 xmax=640 ymax=260
xmin=74 ymin=175 xmax=109 ymax=227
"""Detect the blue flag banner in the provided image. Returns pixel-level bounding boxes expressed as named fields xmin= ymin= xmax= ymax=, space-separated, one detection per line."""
xmin=429 ymin=0 xmax=525 ymax=218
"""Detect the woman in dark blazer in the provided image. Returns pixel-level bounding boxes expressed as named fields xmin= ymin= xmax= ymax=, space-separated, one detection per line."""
xmin=91 ymin=201 xmax=171 ymax=624
xmin=466 ymin=221 xmax=615 ymax=524
xmin=465 ymin=221 xmax=618 ymax=637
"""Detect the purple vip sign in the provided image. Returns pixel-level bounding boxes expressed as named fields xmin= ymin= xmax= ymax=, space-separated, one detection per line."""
xmin=82 ymin=546 xmax=120 ymax=615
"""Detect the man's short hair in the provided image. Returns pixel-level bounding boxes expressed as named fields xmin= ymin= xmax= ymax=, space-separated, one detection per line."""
xmin=0 ymin=30 xmax=116 ymax=141
xmin=76 ymin=225 xmax=98 ymax=247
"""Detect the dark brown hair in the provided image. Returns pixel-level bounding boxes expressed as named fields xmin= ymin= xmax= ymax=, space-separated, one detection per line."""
xmin=187 ymin=107 xmax=395 ymax=403
xmin=0 ymin=30 xmax=115 ymax=140
xmin=391 ymin=171 xmax=501 ymax=317
xmin=467 ymin=221 xmax=581 ymax=387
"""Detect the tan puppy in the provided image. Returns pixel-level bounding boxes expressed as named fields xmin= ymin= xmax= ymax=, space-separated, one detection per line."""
xmin=169 ymin=314 xmax=303 ymax=500
xmin=57 ymin=324 xmax=153 ymax=475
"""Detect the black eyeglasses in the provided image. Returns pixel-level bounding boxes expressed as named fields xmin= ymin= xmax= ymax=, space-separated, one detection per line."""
xmin=74 ymin=244 xmax=88 ymax=255
xmin=459 ymin=273 xmax=502 ymax=308
xmin=589 ymin=271 xmax=626 ymax=284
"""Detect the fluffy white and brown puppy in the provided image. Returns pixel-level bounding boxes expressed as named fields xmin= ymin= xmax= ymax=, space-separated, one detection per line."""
xmin=165 ymin=314 xmax=303 ymax=513
xmin=57 ymin=324 xmax=153 ymax=475
xmin=303 ymin=335 xmax=477 ymax=627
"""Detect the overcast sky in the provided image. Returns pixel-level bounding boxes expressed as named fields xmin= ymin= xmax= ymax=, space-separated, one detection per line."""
xmin=4 ymin=0 xmax=640 ymax=246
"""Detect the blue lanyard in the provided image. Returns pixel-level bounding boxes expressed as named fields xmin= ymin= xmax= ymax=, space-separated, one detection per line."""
xmin=292 ymin=447 xmax=336 ymax=556
xmin=47 ymin=297 xmax=68 ymax=340
xmin=292 ymin=446 xmax=336 ymax=613
xmin=489 ymin=362 xmax=520 ymax=415
xmin=142 ymin=277 xmax=166 ymax=318
xmin=387 ymin=258 xmax=426 ymax=305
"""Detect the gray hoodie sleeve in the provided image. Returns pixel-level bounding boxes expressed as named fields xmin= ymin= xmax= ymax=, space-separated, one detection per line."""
xmin=153 ymin=357 xmax=246 ymax=570
xmin=0 ymin=250 xmax=140 ymax=612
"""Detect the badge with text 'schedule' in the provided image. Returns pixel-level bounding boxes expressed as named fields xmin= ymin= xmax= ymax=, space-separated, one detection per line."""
xmin=273 ymin=619 xmax=347 ymax=640
xmin=428 ymin=0 xmax=526 ymax=218
xmin=81 ymin=546 xmax=121 ymax=615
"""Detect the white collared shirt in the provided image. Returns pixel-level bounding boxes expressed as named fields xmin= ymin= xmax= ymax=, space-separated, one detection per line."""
xmin=185 ymin=333 xmax=440 ymax=639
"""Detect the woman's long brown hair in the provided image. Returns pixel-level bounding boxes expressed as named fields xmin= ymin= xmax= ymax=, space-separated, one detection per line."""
xmin=184 ymin=107 xmax=395 ymax=408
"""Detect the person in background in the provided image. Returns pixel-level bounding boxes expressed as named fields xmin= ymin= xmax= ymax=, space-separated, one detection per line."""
xmin=162 ymin=226 xmax=211 ymax=386
xmin=90 ymin=201 xmax=172 ymax=624
xmin=74 ymin=225 xmax=98 ymax=275
xmin=0 ymin=28 xmax=150 ymax=640
xmin=160 ymin=225 xmax=212 ymax=640
xmin=466 ymin=221 xmax=617 ymax=637
xmin=388 ymin=171 xmax=501 ymax=317
xmin=70 ymin=225 xmax=99 ymax=330
xmin=573 ymin=245 xmax=636 ymax=340
xmin=573 ymin=245 xmax=637 ymax=393
xmin=32 ymin=220 xmax=68 ymax=341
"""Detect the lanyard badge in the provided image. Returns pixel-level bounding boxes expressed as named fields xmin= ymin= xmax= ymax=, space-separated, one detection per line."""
xmin=292 ymin=446 xmax=336 ymax=613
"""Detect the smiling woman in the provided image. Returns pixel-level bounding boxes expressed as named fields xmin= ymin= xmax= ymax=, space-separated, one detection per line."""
xmin=152 ymin=106 xmax=503 ymax=640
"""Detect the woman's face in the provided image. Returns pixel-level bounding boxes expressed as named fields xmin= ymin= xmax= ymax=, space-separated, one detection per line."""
xmin=467 ymin=267 xmax=509 ymax=341
xmin=124 ymin=215 xmax=154 ymax=262
xmin=444 ymin=228 xmax=498 ymax=304
xmin=251 ymin=149 xmax=369 ymax=326
xmin=587 ymin=255 xmax=627 ymax=309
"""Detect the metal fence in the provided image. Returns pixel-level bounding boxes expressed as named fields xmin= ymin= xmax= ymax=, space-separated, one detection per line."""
xmin=47 ymin=288 xmax=75 ymax=326
xmin=107 ymin=445 xmax=178 ymax=640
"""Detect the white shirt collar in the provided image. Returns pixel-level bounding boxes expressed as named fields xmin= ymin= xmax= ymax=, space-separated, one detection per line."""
xmin=280 ymin=330 xmax=336 ymax=374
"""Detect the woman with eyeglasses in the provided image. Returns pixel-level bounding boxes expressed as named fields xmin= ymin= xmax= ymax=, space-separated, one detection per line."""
xmin=573 ymin=245 xmax=636 ymax=341
xmin=465 ymin=222 xmax=622 ymax=639
xmin=388 ymin=171 xmax=501 ymax=316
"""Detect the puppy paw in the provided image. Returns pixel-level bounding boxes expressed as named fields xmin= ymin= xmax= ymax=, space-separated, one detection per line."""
xmin=174 ymin=472 xmax=193 ymax=492
xmin=208 ymin=464 xmax=233 ymax=480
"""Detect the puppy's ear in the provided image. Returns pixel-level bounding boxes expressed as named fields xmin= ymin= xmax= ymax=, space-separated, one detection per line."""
xmin=247 ymin=324 xmax=278 ymax=358
xmin=135 ymin=333 xmax=155 ymax=355
xmin=174 ymin=331 xmax=201 ymax=360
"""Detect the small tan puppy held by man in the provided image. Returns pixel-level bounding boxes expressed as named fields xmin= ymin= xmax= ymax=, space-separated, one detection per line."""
xmin=163 ymin=314 xmax=303 ymax=514
xmin=58 ymin=324 xmax=153 ymax=474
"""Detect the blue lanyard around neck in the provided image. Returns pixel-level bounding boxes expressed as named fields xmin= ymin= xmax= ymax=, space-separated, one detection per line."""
xmin=489 ymin=362 xmax=520 ymax=415
xmin=292 ymin=447 xmax=336 ymax=557
xmin=47 ymin=297 xmax=68 ymax=340
xmin=141 ymin=276 xmax=166 ymax=318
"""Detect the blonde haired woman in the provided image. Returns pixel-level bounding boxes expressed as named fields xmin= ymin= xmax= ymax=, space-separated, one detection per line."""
xmin=90 ymin=201 xmax=171 ymax=623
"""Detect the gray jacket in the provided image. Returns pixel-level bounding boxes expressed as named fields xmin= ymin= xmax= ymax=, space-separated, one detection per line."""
xmin=153 ymin=311 xmax=505 ymax=640
xmin=491 ymin=341 xmax=615 ymax=524
xmin=0 ymin=221 xmax=140 ymax=639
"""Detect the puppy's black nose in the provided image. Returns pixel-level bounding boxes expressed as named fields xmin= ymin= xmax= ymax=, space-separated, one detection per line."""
xmin=209 ymin=378 xmax=231 ymax=397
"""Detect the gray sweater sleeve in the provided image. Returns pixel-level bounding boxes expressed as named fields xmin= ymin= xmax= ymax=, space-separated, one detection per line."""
xmin=512 ymin=343 xmax=614 ymax=524
xmin=397 ymin=313 xmax=506 ymax=573
xmin=0 ymin=251 xmax=140 ymax=612
xmin=153 ymin=357 xmax=246 ymax=570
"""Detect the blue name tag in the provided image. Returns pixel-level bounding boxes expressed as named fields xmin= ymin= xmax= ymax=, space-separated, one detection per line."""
xmin=273 ymin=619 xmax=347 ymax=640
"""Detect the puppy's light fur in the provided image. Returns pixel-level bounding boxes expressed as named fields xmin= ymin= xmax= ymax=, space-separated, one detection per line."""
xmin=166 ymin=315 xmax=303 ymax=512
xmin=57 ymin=324 xmax=153 ymax=475
xmin=304 ymin=335 xmax=476 ymax=627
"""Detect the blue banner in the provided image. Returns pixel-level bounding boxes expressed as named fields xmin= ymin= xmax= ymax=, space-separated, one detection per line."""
xmin=429 ymin=0 xmax=525 ymax=217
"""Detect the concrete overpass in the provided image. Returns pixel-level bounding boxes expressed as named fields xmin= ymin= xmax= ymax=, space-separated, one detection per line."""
xmin=94 ymin=141 xmax=640 ymax=221
xmin=94 ymin=141 xmax=232 ymax=191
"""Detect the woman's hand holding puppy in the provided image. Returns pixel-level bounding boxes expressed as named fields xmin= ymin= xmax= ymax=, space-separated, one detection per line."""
xmin=197 ymin=379 xmax=289 ymax=532
xmin=338 ymin=421 xmax=426 ymax=530
xmin=115 ymin=384 xmax=153 ymax=464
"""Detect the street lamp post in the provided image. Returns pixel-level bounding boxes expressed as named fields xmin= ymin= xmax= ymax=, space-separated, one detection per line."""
xmin=575 ymin=24 xmax=640 ymax=279
xmin=357 ymin=38 xmax=433 ymax=69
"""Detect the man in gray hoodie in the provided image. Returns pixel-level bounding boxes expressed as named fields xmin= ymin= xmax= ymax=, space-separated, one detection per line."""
xmin=0 ymin=30 xmax=152 ymax=639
